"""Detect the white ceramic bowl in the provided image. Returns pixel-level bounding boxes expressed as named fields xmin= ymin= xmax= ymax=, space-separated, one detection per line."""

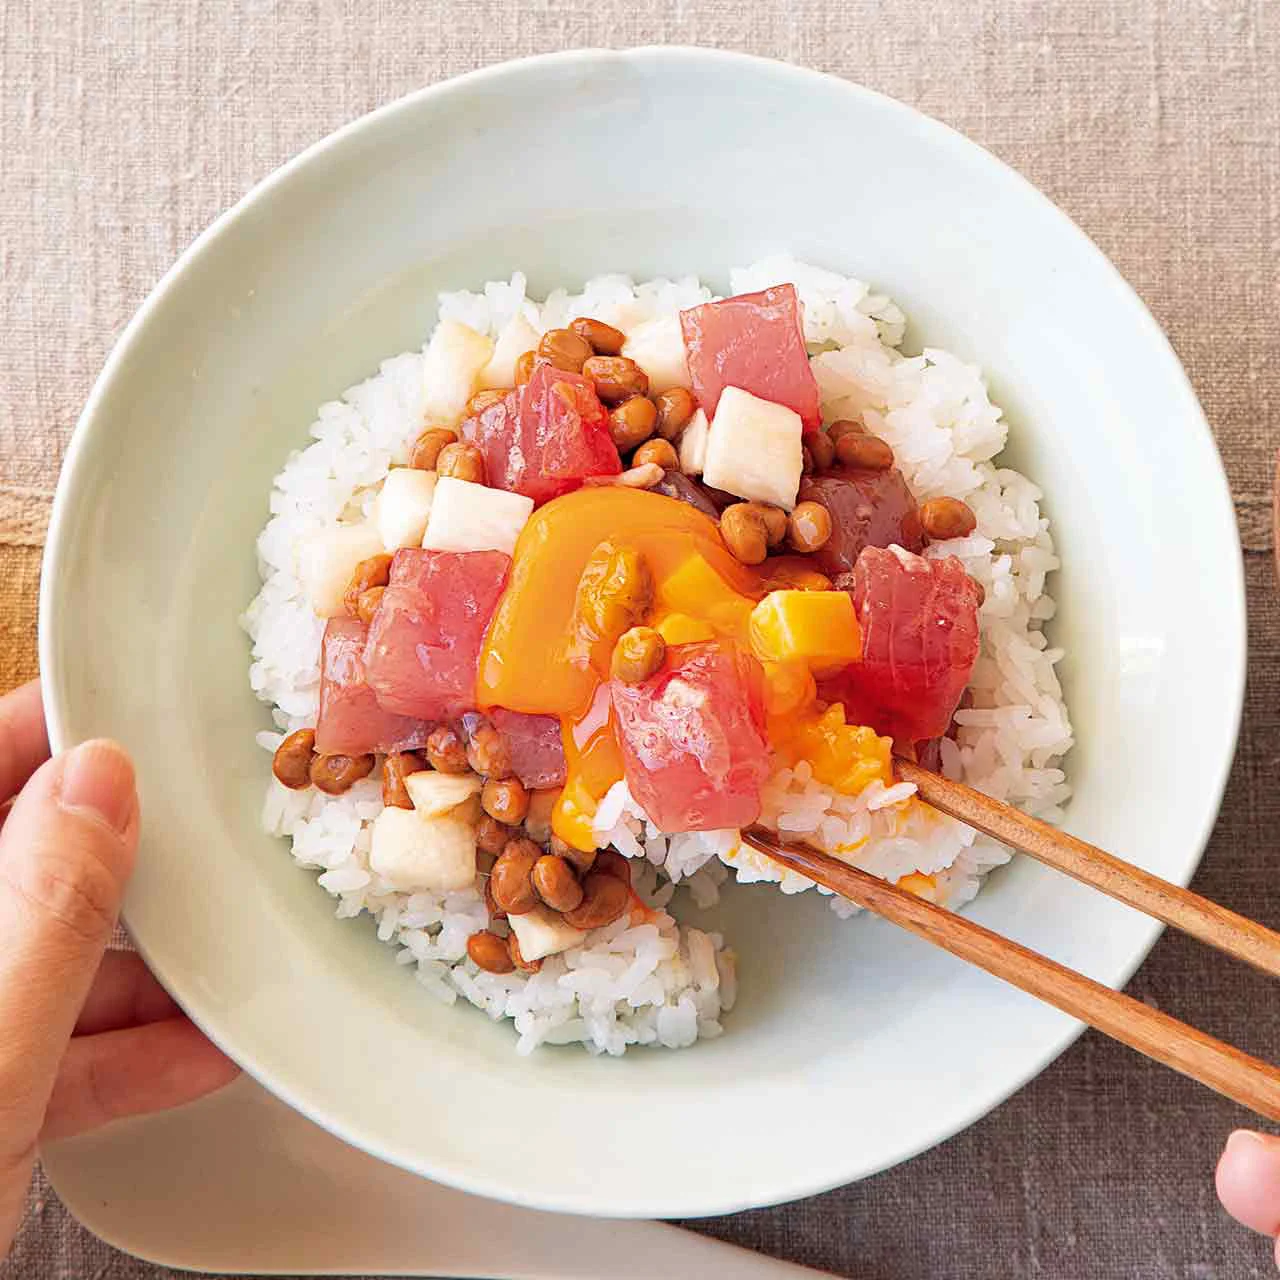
xmin=40 ymin=48 xmax=1245 ymax=1217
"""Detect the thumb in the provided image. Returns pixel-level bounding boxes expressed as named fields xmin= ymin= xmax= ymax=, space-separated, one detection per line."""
xmin=0 ymin=740 xmax=138 ymax=1164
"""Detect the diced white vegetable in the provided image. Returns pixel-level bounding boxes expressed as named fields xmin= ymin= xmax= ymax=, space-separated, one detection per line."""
xmin=369 ymin=808 xmax=477 ymax=894
xmin=622 ymin=316 xmax=691 ymax=395
xmin=678 ymin=409 xmax=709 ymax=476
xmin=507 ymin=905 xmax=587 ymax=963
xmin=478 ymin=312 xmax=539 ymax=390
xmin=297 ymin=522 xmax=384 ymax=618
xmin=702 ymin=387 xmax=803 ymax=511
xmin=422 ymin=320 xmax=495 ymax=427
xmin=376 ymin=468 xmax=437 ymax=552
xmin=405 ymin=769 xmax=483 ymax=818
xmin=422 ymin=476 xmax=533 ymax=557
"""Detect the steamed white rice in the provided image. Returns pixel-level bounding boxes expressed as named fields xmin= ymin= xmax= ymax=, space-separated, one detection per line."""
xmin=242 ymin=256 xmax=1073 ymax=1054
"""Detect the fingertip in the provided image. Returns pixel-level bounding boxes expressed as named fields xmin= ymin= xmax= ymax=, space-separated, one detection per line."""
xmin=1216 ymin=1130 xmax=1280 ymax=1237
xmin=157 ymin=1019 xmax=242 ymax=1106
xmin=59 ymin=739 xmax=138 ymax=843
xmin=40 ymin=1018 xmax=241 ymax=1142
xmin=198 ymin=1039 xmax=242 ymax=1094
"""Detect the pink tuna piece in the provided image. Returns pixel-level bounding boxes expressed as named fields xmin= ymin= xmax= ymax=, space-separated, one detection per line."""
xmin=363 ymin=549 xmax=510 ymax=721
xmin=679 ymin=283 xmax=822 ymax=430
xmin=611 ymin=642 xmax=770 ymax=833
xmin=460 ymin=364 xmax=620 ymax=506
xmin=315 ymin=617 xmax=431 ymax=756
xmin=796 ymin=465 xmax=926 ymax=578
xmin=490 ymin=708 xmax=567 ymax=789
xmin=822 ymin=546 xmax=982 ymax=745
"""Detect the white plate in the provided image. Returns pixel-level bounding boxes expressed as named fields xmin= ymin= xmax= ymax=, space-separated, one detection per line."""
xmin=43 ymin=1077 xmax=830 ymax=1277
xmin=40 ymin=47 xmax=1245 ymax=1217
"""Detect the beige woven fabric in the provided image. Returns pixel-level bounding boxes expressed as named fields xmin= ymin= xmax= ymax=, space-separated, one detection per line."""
xmin=2 ymin=1 xmax=1278 ymax=1276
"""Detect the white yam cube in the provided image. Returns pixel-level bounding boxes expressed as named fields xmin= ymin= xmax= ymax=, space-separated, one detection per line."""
xmin=405 ymin=769 xmax=483 ymax=818
xmin=377 ymin=468 xmax=437 ymax=552
xmin=702 ymin=387 xmax=804 ymax=511
xmin=678 ymin=409 xmax=709 ymax=476
xmin=297 ymin=522 xmax=384 ymax=618
xmin=422 ymin=320 xmax=495 ymax=426
xmin=507 ymin=905 xmax=586 ymax=963
xmin=369 ymin=808 xmax=477 ymax=894
xmin=478 ymin=312 xmax=539 ymax=390
xmin=622 ymin=316 xmax=691 ymax=395
xmin=422 ymin=475 xmax=533 ymax=557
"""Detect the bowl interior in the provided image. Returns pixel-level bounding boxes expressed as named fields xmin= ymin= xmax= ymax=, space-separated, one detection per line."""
xmin=41 ymin=49 xmax=1244 ymax=1217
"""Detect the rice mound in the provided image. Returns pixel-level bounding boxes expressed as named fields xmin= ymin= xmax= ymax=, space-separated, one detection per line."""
xmin=242 ymin=256 xmax=1073 ymax=1054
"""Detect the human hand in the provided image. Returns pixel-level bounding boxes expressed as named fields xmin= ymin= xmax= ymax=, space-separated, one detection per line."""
xmin=1217 ymin=1130 xmax=1280 ymax=1267
xmin=0 ymin=679 xmax=239 ymax=1254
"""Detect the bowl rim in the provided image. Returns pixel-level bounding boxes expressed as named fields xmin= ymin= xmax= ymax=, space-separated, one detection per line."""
xmin=39 ymin=46 xmax=1246 ymax=1216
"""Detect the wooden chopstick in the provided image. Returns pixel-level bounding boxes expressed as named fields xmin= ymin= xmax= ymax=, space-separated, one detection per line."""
xmin=894 ymin=758 xmax=1280 ymax=980
xmin=740 ymin=828 xmax=1280 ymax=1121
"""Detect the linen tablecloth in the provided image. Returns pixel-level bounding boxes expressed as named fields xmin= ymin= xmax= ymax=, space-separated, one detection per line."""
xmin=2 ymin=2 xmax=1278 ymax=1276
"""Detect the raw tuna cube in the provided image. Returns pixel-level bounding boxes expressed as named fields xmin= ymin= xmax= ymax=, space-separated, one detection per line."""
xmin=679 ymin=284 xmax=822 ymax=430
xmin=460 ymin=365 xmax=620 ymax=506
xmin=797 ymin=465 xmax=925 ymax=578
xmin=490 ymin=708 xmax=567 ymax=789
xmin=823 ymin=546 xmax=982 ymax=744
xmin=363 ymin=549 xmax=510 ymax=721
xmin=316 ymin=617 xmax=431 ymax=756
xmin=611 ymin=642 xmax=770 ymax=833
